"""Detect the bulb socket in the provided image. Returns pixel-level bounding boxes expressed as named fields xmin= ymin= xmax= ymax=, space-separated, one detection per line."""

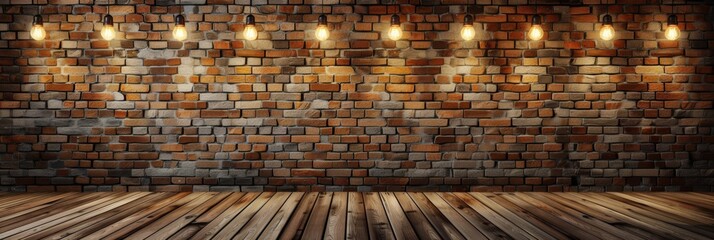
xmin=391 ymin=14 xmax=400 ymax=26
xmin=103 ymin=14 xmax=113 ymax=26
xmin=32 ymin=14 xmax=45 ymax=25
xmin=667 ymin=14 xmax=678 ymax=26
xmin=33 ymin=14 xmax=43 ymax=25
xmin=602 ymin=14 xmax=613 ymax=25
xmin=531 ymin=15 xmax=542 ymax=25
xmin=464 ymin=14 xmax=474 ymax=26
xmin=318 ymin=14 xmax=327 ymax=26
xmin=246 ymin=14 xmax=255 ymax=25
xmin=175 ymin=14 xmax=185 ymax=26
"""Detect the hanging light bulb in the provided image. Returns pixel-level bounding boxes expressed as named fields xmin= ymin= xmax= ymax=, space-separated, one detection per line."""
xmin=388 ymin=14 xmax=403 ymax=41
xmin=664 ymin=14 xmax=680 ymax=40
xmin=461 ymin=14 xmax=476 ymax=41
xmin=315 ymin=14 xmax=330 ymax=41
xmin=30 ymin=14 xmax=46 ymax=41
xmin=528 ymin=15 xmax=544 ymax=41
xmin=243 ymin=14 xmax=258 ymax=40
xmin=173 ymin=14 xmax=188 ymax=41
xmin=101 ymin=14 xmax=116 ymax=41
xmin=599 ymin=14 xmax=615 ymax=41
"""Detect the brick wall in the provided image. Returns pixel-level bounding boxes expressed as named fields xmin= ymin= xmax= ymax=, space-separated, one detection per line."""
xmin=0 ymin=0 xmax=713 ymax=192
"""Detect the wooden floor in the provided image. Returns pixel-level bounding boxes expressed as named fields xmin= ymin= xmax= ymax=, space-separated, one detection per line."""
xmin=0 ymin=192 xmax=712 ymax=240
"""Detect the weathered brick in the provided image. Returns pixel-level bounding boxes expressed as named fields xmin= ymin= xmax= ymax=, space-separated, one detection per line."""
xmin=0 ymin=0 xmax=711 ymax=193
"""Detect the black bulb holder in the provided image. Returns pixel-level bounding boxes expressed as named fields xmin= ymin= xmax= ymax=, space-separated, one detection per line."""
xmin=103 ymin=14 xmax=113 ymax=26
xmin=318 ymin=14 xmax=327 ymax=26
xmin=464 ymin=14 xmax=474 ymax=26
xmin=175 ymin=14 xmax=185 ymax=26
xmin=667 ymin=14 xmax=678 ymax=26
xmin=391 ymin=14 xmax=400 ymax=26
xmin=531 ymin=15 xmax=542 ymax=25
xmin=602 ymin=14 xmax=613 ymax=25
xmin=33 ymin=14 xmax=43 ymax=25
xmin=246 ymin=14 xmax=255 ymax=25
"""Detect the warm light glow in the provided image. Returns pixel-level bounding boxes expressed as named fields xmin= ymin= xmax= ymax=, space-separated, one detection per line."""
xmin=315 ymin=24 xmax=330 ymax=41
xmin=388 ymin=25 xmax=402 ymax=41
xmin=665 ymin=24 xmax=680 ymax=40
xmin=30 ymin=24 xmax=46 ymax=41
xmin=173 ymin=25 xmax=188 ymax=41
xmin=101 ymin=25 xmax=116 ymax=41
xmin=243 ymin=25 xmax=258 ymax=40
xmin=528 ymin=24 xmax=544 ymax=41
xmin=461 ymin=25 xmax=476 ymax=41
xmin=599 ymin=24 xmax=615 ymax=41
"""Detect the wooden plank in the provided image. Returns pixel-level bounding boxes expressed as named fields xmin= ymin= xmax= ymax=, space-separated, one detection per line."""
xmin=147 ymin=192 xmax=231 ymax=240
xmin=364 ymin=192 xmax=395 ymax=240
xmin=508 ymin=193 xmax=634 ymax=240
xmin=0 ymin=193 xmax=55 ymax=211
xmin=233 ymin=192 xmax=293 ymax=240
xmin=654 ymin=193 xmax=714 ymax=212
xmin=301 ymin=192 xmax=334 ymax=239
xmin=126 ymin=192 xmax=218 ymax=239
xmin=555 ymin=192 xmax=687 ymax=239
xmin=258 ymin=192 xmax=305 ymax=240
xmin=43 ymin=193 xmax=175 ymax=240
xmin=423 ymin=193 xmax=488 ymax=240
xmin=392 ymin=193 xmax=444 ymax=240
xmin=492 ymin=193 xmax=599 ymax=240
xmin=409 ymin=193 xmax=466 ymax=240
xmin=168 ymin=224 xmax=202 ymax=240
xmin=190 ymin=192 xmax=261 ymax=240
xmin=0 ymin=192 xmax=124 ymax=239
xmin=278 ymin=192 xmax=319 ymax=240
xmin=567 ymin=193 xmax=709 ymax=240
xmin=0 ymin=191 xmax=709 ymax=240
xmin=632 ymin=192 xmax=714 ymax=218
xmin=12 ymin=192 xmax=150 ymax=240
xmin=539 ymin=193 xmax=665 ymax=240
xmin=0 ymin=193 xmax=50 ymax=209
xmin=193 ymin=192 xmax=246 ymax=224
xmin=470 ymin=193 xmax=552 ymax=240
xmin=437 ymin=192 xmax=510 ymax=240
xmin=210 ymin=192 xmax=276 ymax=239
xmin=0 ymin=192 xmax=105 ymax=229
xmin=346 ymin=192 xmax=369 ymax=240
xmin=87 ymin=192 xmax=202 ymax=239
xmin=599 ymin=193 xmax=714 ymax=238
xmin=0 ymin=193 xmax=75 ymax=223
xmin=611 ymin=192 xmax=714 ymax=224
xmin=166 ymin=193 xmax=248 ymax=239
xmin=379 ymin=192 xmax=419 ymax=240
xmin=324 ymin=192 xmax=347 ymax=240
xmin=452 ymin=193 xmax=534 ymax=240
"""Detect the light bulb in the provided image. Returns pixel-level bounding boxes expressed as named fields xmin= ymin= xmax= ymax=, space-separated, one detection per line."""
xmin=101 ymin=14 xmax=115 ymax=41
xmin=101 ymin=25 xmax=115 ymax=40
xmin=665 ymin=14 xmax=680 ymax=41
xmin=315 ymin=24 xmax=330 ymax=41
xmin=599 ymin=24 xmax=615 ymax=41
xmin=173 ymin=25 xmax=187 ymax=41
xmin=664 ymin=24 xmax=680 ymax=41
xmin=388 ymin=14 xmax=402 ymax=41
xmin=243 ymin=14 xmax=258 ymax=41
xmin=315 ymin=14 xmax=329 ymax=41
xmin=388 ymin=25 xmax=402 ymax=41
xmin=30 ymin=15 xmax=45 ymax=41
xmin=461 ymin=25 xmax=476 ymax=41
xmin=173 ymin=15 xmax=187 ymax=41
xmin=31 ymin=24 xmax=46 ymax=41
xmin=528 ymin=24 xmax=544 ymax=41
xmin=243 ymin=25 xmax=258 ymax=40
